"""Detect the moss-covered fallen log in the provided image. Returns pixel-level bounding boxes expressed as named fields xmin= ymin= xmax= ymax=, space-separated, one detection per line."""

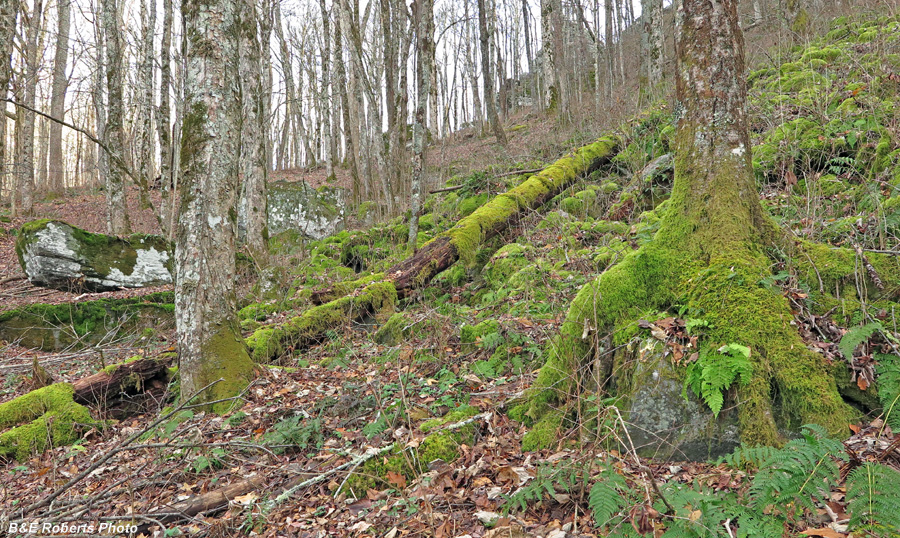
xmin=0 ymin=357 xmax=173 ymax=460
xmin=311 ymin=135 xmax=621 ymax=305
xmin=247 ymin=282 xmax=397 ymax=362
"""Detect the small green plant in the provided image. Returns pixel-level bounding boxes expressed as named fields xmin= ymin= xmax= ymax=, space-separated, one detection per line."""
xmin=683 ymin=343 xmax=753 ymax=416
xmin=839 ymin=321 xmax=883 ymax=361
xmin=846 ymin=462 xmax=900 ymax=537
xmin=262 ymin=416 xmax=323 ymax=454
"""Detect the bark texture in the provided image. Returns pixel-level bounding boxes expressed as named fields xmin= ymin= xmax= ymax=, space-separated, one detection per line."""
xmin=0 ymin=0 xmax=15 ymax=203
xmin=408 ymin=0 xmax=434 ymax=250
xmin=48 ymin=0 xmax=71 ymax=195
xmin=102 ymin=0 xmax=131 ymax=233
xmin=177 ymin=0 xmax=256 ymax=408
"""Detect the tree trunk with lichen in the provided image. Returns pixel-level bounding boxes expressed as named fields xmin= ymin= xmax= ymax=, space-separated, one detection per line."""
xmin=177 ymin=0 xmax=256 ymax=410
xmin=516 ymin=0 xmax=900 ymax=450
xmin=102 ymin=0 xmax=131 ymax=234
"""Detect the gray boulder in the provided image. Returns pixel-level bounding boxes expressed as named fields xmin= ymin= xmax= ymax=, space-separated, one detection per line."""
xmin=265 ymin=181 xmax=346 ymax=240
xmin=16 ymin=220 xmax=173 ymax=292
xmin=611 ymin=339 xmax=740 ymax=461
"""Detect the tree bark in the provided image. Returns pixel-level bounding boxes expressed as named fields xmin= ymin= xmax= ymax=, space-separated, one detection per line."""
xmin=319 ymin=0 xmax=335 ymax=181
xmin=19 ymin=0 xmax=43 ymax=216
xmin=640 ymin=0 xmax=662 ymax=88
xmin=177 ymin=0 xmax=256 ymax=408
xmin=72 ymin=357 xmax=172 ymax=406
xmin=408 ymin=0 xmax=434 ymax=251
xmin=0 ymin=0 xmax=14 ymax=206
xmin=237 ymin=0 xmax=269 ymax=262
xmin=157 ymin=0 xmax=174 ymax=237
xmin=102 ymin=0 xmax=131 ymax=233
xmin=137 ymin=0 xmax=156 ymax=188
xmin=48 ymin=0 xmax=70 ymax=195
xmin=477 ymin=0 xmax=507 ymax=144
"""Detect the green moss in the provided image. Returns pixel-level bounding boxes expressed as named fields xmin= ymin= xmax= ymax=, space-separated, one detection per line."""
xmin=100 ymin=355 xmax=145 ymax=375
xmin=373 ymin=312 xmax=411 ymax=346
xmin=460 ymin=319 xmax=501 ymax=345
xmin=420 ymin=406 xmax=479 ymax=433
xmin=482 ymin=243 xmax=533 ymax=289
xmin=247 ymin=282 xmax=397 ymax=362
xmin=0 ymin=383 xmax=94 ymax=461
xmin=521 ymin=410 xmax=563 ymax=451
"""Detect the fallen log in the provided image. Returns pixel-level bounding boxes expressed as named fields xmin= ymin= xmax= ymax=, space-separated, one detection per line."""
xmin=72 ymin=357 xmax=172 ymax=406
xmin=253 ymin=136 xmax=619 ymax=362
xmin=311 ymin=135 xmax=621 ymax=305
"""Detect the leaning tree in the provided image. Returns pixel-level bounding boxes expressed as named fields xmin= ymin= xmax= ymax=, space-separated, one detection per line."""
xmin=517 ymin=0 xmax=899 ymax=447
xmin=176 ymin=0 xmax=256 ymax=408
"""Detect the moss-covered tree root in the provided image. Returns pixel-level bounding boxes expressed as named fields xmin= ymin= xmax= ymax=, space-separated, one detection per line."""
xmin=0 ymin=384 xmax=94 ymax=461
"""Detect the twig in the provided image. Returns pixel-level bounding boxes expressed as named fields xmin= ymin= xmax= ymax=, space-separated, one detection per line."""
xmin=612 ymin=407 xmax=676 ymax=515
xmin=428 ymin=184 xmax=465 ymax=194
xmin=0 ymin=274 xmax=26 ymax=285
xmin=495 ymin=167 xmax=543 ymax=179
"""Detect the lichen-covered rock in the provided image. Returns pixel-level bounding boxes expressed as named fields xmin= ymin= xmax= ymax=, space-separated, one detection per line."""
xmin=266 ymin=181 xmax=346 ymax=240
xmin=16 ymin=220 xmax=173 ymax=292
xmin=612 ymin=339 xmax=741 ymax=461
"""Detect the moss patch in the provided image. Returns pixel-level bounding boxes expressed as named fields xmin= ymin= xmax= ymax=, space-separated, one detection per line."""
xmin=0 ymin=384 xmax=94 ymax=461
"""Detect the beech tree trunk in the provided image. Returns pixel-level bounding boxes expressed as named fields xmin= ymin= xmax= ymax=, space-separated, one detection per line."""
xmin=19 ymin=0 xmax=43 ymax=216
xmin=237 ymin=0 xmax=269 ymax=262
xmin=102 ymin=0 xmax=131 ymax=233
xmin=0 ymin=0 xmax=12 ymax=205
xmin=641 ymin=0 xmax=662 ymax=87
xmin=177 ymin=0 xmax=255 ymax=408
xmin=157 ymin=0 xmax=174 ymax=237
xmin=137 ymin=0 xmax=156 ymax=186
xmin=319 ymin=0 xmax=335 ymax=181
xmin=477 ymin=0 xmax=507 ymax=144
xmin=47 ymin=0 xmax=70 ymax=195
xmin=408 ymin=0 xmax=434 ymax=251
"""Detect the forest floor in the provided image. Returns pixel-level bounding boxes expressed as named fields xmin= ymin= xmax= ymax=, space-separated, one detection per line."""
xmin=3 ymin=6 xmax=900 ymax=538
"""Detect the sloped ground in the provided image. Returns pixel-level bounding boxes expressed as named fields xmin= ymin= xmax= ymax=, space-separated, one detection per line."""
xmin=2 ymin=11 xmax=900 ymax=538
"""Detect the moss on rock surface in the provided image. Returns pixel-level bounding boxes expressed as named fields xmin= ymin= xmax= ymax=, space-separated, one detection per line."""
xmin=0 ymin=384 xmax=94 ymax=461
xmin=0 ymin=293 xmax=175 ymax=351
xmin=16 ymin=220 xmax=174 ymax=292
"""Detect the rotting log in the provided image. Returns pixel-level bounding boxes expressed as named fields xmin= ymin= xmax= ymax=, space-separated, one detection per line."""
xmin=311 ymin=135 xmax=621 ymax=305
xmin=72 ymin=357 xmax=172 ymax=406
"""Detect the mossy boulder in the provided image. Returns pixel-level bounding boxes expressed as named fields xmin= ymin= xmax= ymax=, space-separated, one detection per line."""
xmin=16 ymin=220 xmax=173 ymax=292
xmin=0 ymin=383 xmax=94 ymax=461
xmin=266 ymin=181 xmax=346 ymax=240
xmin=482 ymin=244 xmax=533 ymax=288
xmin=0 ymin=293 xmax=174 ymax=351
xmin=373 ymin=312 xmax=412 ymax=346
xmin=610 ymin=339 xmax=741 ymax=461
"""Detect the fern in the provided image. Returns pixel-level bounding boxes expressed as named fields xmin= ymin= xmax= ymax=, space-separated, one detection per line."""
xmin=875 ymin=352 xmax=900 ymax=430
xmin=718 ymin=444 xmax=779 ymax=471
xmin=504 ymin=460 xmax=590 ymax=513
xmin=749 ymin=424 xmax=846 ymax=516
xmin=839 ymin=321 xmax=883 ymax=361
xmin=846 ymin=463 xmax=900 ymax=537
xmin=684 ymin=344 xmax=753 ymax=416
xmin=588 ymin=464 xmax=633 ymax=528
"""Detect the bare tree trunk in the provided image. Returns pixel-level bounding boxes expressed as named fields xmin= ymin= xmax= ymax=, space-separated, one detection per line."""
xmin=238 ymin=0 xmax=269 ymax=262
xmin=605 ymin=0 xmax=614 ymax=100
xmin=464 ymin=0 xmax=482 ymax=129
xmin=92 ymin=1 xmax=108 ymax=200
xmin=137 ymin=0 xmax=156 ymax=189
xmin=614 ymin=0 xmax=626 ymax=85
xmin=157 ymin=0 xmax=174 ymax=236
xmin=0 ymin=0 xmax=14 ymax=205
xmin=333 ymin=7 xmax=360 ymax=202
xmin=47 ymin=0 xmax=70 ymax=195
xmin=177 ymin=0 xmax=255 ymax=408
xmin=540 ymin=0 xmax=555 ymax=109
xmin=640 ymin=0 xmax=662 ymax=88
xmin=19 ymin=0 xmax=43 ymax=216
xmin=319 ymin=0 xmax=335 ymax=181
xmin=408 ymin=0 xmax=434 ymax=251
xmin=102 ymin=0 xmax=131 ymax=233
xmin=477 ymin=0 xmax=507 ymax=144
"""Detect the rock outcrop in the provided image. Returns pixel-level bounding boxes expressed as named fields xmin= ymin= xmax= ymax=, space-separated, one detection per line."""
xmin=16 ymin=220 xmax=173 ymax=292
xmin=265 ymin=181 xmax=346 ymax=240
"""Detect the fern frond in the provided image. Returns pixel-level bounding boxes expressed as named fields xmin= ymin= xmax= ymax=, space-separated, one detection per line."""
xmin=875 ymin=352 xmax=900 ymax=430
xmin=589 ymin=465 xmax=631 ymax=527
xmin=749 ymin=425 xmax=844 ymax=517
xmin=846 ymin=463 xmax=900 ymax=537
xmin=839 ymin=322 xmax=883 ymax=361
xmin=718 ymin=444 xmax=779 ymax=471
